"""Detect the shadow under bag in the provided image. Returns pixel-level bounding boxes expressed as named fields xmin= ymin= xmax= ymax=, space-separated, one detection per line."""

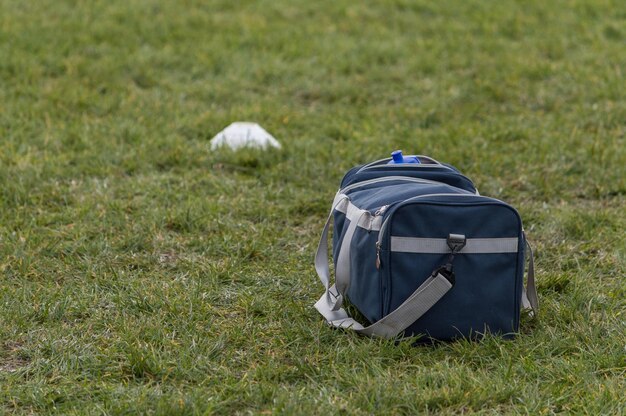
xmin=313 ymin=155 xmax=538 ymax=341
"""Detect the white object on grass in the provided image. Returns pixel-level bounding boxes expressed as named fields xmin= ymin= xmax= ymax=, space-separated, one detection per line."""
xmin=210 ymin=122 xmax=281 ymax=151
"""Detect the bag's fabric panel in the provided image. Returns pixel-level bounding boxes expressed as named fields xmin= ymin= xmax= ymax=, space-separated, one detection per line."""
xmin=347 ymin=182 xmax=471 ymax=211
xmin=332 ymin=213 xmax=347 ymax=264
xmin=383 ymin=202 xmax=523 ymax=339
xmin=388 ymin=251 xmax=520 ymax=339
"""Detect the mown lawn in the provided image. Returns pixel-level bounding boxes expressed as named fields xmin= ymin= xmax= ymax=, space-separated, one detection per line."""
xmin=0 ymin=0 xmax=625 ymax=414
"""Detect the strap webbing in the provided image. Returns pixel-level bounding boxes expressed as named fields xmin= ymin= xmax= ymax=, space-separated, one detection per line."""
xmin=314 ymin=195 xmax=349 ymax=312
xmin=521 ymin=239 xmax=539 ymax=316
xmin=315 ymin=273 xmax=452 ymax=338
xmin=391 ymin=236 xmax=519 ymax=254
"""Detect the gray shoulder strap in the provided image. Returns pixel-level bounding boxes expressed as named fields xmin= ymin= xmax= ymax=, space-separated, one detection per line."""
xmin=314 ymin=195 xmax=349 ymax=312
xmin=314 ymin=273 xmax=452 ymax=338
xmin=313 ymin=195 xmax=453 ymax=339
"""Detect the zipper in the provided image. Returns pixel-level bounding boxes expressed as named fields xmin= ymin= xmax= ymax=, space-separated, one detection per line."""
xmin=373 ymin=203 xmax=390 ymax=269
xmin=340 ymin=175 xmax=450 ymax=195
xmin=372 ymin=204 xmax=390 ymax=269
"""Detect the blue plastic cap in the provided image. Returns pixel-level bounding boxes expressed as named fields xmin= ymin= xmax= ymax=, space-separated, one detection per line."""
xmin=391 ymin=150 xmax=404 ymax=163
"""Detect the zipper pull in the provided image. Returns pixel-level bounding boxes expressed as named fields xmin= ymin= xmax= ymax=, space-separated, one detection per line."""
xmin=374 ymin=205 xmax=388 ymax=268
xmin=374 ymin=205 xmax=389 ymax=217
xmin=370 ymin=205 xmax=390 ymax=232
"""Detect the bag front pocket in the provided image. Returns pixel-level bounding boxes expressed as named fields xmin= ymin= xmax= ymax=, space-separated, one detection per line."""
xmin=382 ymin=198 xmax=524 ymax=340
xmin=389 ymin=245 xmax=521 ymax=340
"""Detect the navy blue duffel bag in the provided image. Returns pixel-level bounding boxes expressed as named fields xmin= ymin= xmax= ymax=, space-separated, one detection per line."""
xmin=314 ymin=153 xmax=538 ymax=341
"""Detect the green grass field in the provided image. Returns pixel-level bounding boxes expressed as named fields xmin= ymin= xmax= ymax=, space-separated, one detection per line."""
xmin=1 ymin=0 xmax=625 ymax=414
